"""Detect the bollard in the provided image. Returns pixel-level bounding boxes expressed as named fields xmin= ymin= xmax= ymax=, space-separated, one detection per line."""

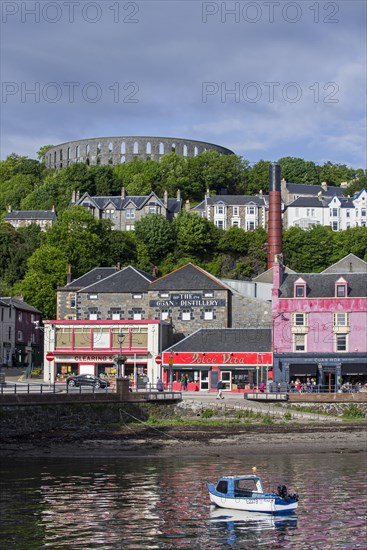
xmin=115 ymin=377 xmax=130 ymax=401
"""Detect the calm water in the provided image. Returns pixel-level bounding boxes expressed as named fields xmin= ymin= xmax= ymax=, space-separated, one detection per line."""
xmin=1 ymin=452 xmax=366 ymax=549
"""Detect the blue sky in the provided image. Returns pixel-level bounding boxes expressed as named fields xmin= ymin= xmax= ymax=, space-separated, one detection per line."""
xmin=1 ymin=0 xmax=366 ymax=167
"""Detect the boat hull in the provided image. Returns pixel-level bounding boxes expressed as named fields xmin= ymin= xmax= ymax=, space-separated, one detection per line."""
xmin=208 ymin=488 xmax=298 ymax=514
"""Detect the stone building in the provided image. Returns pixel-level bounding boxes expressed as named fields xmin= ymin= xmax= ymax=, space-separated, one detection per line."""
xmin=72 ymin=189 xmax=182 ymax=230
xmin=4 ymin=208 xmax=57 ymax=231
xmin=190 ymin=192 xmax=268 ymax=230
xmin=45 ymin=136 xmax=234 ymax=169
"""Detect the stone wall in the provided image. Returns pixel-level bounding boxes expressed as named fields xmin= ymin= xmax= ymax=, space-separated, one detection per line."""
xmin=45 ymin=137 xmax=234 ymax=169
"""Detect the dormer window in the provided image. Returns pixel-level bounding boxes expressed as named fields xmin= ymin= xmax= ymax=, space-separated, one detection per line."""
xmin=335 ymin=278 xmax=347 ymax=298
xmin=295 ymin=285 xmax=305 ymax=297
xmin=294 ymin=277 xmax=306 ymax=298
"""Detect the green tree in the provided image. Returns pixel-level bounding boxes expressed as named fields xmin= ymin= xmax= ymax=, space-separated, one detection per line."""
xmin=277 ymin=157 xmax=319 ymax=185
xmin=134 ymin=214 xmax=175 ymax=263
xmin=37 ymin=145 xmax=54 ymax=161
xmin=16 ymin=244 xmax=69 ymax=319
xmin=174 ymin=212 xmax=219 ymax=258
xmin=44 ymin=206 xmax=105 ymax=277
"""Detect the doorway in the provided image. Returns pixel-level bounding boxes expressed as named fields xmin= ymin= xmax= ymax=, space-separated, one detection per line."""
xmin=324 ymin=372 xmax=335 ymax=392
xmin=221 ymin=371 xmax=231 ymax=391
xmin=200 ymin=371 xmax=209 ymax=390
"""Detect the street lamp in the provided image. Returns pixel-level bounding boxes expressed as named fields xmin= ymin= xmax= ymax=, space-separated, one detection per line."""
xmin=117 ymin=332 xmax=124 ymax=378
xmin=168 ymin=351 xmax=174 ymax=389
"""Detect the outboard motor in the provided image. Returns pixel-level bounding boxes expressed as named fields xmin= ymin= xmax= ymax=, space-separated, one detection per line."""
xmin=277 ymin=485 xmax=288 ymax=499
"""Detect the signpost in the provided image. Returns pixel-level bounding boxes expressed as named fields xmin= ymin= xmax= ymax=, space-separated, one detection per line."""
xmin=168 ymin=353 xmax=174 ymax=389
xmin=155 ymin=355 xmax=162 ymax=365
xmin=46 ymin=352 xmax=54 ymax=387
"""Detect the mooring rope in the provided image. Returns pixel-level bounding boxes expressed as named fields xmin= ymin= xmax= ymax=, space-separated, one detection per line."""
xmin=118 ymin=408 xmax=183 ymax=442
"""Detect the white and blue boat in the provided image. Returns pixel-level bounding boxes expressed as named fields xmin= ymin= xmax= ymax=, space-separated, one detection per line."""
xmin=208 ymin=475 xmax=298 ymax=514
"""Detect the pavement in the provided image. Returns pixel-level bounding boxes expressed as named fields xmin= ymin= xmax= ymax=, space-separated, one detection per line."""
xmin=0 ymin=369 xmax=343 ymax=422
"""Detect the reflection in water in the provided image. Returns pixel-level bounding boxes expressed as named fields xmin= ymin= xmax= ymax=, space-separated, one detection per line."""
xmin=0 ymin=453 xmax=366 ymax=548
xmin=209 ymin=506 xmax=298 ymax=546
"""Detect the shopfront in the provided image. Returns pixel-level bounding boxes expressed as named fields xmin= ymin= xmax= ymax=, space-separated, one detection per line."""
xmin=274 ymin=353 xmax=367 ymax=390
xmin=43 ymin=320 xmax=160 ymax=384
xmin=162 ymin=351 xmax=273 ymax=392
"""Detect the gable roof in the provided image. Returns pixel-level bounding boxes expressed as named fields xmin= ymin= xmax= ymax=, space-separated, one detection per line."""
xmin=322 ymin=254 xmax=367 ymax=274
xmin=279 ymin=273 xmax=367 ymax=298
xmin=77 ymin=191 xmax=181 ymax=214
xmin=5 ymin=210 xmax=56 ymax=220
xmin=285 ymin=182 xmax=344 ymax=197
xmin=252 ymin=265 xmax=296 ymax=283
xmin=149 ymin=263 xmax=231 ymax=291
xmin=62 ymin=267 xmax=120 ymax=290
xmin=0 ymin=297 xmax=41 ymax=313
xmin=167 ymin=328 xmax=272 ymax=353
xmin=79 ymin=266 xmax=155 ymax=293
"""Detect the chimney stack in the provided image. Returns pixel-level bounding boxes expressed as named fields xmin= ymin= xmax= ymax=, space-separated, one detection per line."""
xmin=163 ymin=190 xmax=168 ymax=206
xmin=121 ymin=187 xmax=126 ymax=199
xmin=176 ymin=189 xmax=181 ymax=202
xmin=267 ymin=164 xmax=282 ymax=269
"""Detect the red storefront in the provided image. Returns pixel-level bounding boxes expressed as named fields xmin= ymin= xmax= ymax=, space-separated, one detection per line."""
xmin=162 ymin=351 xmax=273 ymax=392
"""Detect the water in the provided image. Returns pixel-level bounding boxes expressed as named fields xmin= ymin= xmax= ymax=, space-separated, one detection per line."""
xmin=1 ymin=452 xmax=366 ymax=549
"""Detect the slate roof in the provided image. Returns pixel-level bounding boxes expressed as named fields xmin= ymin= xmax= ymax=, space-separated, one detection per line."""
xmin=1 ymin=297 xmax=41 ymax=313
xmin=79 ymin=266 xmax=155 ymax=293
xmin=286 ymin=183 xmax=344 ymax=197
xmin=167 ymin=328 xmax=272 ymax=353
xmin=5 ymin=210 xmax=56 ymax=220
xmin=206 ymin=195 xmax=267 ymax=206
xmin=62 ymin=268 xmax=120 ymax=290
xmin=322 ymin=254 xmax=367 ymax=274
xmin=279 ymin=273 xmax=367 ymax=298
xmin=78 ymin=192 xmax=181 ymax=214
xmin=287 ymin=197 xmax=326 ymax=208
xmin=149 ymin=263 xmax=230 ymax=291
xmin=252 ymin=265 xmax=296 ymax=283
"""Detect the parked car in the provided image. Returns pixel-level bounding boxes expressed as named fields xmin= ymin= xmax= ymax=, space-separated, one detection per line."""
xmin=66 ymin=374 xmax=110 ymax=389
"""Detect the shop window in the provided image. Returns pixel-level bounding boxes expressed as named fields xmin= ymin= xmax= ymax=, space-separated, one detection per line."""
xmin=56 ymin=327 xmax=72 ymax=348
xmin=74 ymin=328 xmax=91 ymax=348
xmin=130 ymin=329 xmax=148 ymax=348
xmin=93 ymin=328 xmax=110 ymax=348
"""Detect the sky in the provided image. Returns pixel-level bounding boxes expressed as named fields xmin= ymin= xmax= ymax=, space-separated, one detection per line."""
xmin=1 ymin=0 xmax=366 ymax=168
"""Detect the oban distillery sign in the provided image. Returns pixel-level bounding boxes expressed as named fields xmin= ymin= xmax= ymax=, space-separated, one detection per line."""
xmin=150 ymin=293 xmax=226 ymax=308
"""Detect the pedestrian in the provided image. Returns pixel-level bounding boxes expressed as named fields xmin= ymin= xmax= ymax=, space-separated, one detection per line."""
xmin=180 ymin=373 xmax=186 ymax=391
xmin=216 ymin=379 xmax=224 ymax=399
xmin=156 ymin=377 xmax=164 ymax=392
xmin=259 ymin=381 xmax=265 ymax=393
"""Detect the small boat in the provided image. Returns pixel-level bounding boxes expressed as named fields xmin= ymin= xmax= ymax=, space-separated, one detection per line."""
xmin=208 ymin=475 xmax=298 ymax=514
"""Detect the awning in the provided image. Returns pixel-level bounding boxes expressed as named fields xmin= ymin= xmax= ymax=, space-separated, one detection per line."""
xmin=289 ymin=364 xmax=317 ymax=377
xmin=341 ymin=363 xmax=367 ymax=375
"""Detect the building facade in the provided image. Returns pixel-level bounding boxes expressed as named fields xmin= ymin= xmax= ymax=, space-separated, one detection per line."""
xmin=190 ymin=192 xmax=267 ymax=230
xmin=4 ymin=208 xmax=57 ymax=231
xmin=0 ymin=297 xmax=42 ymax=370
xmin=43 ymin=320 xmax=163 ymax=385
xmin=161 ymin=328 xmax=272 ymax=392
xmin=272 ymin=256 xmax=367 ymax=388
xmin=284 ymin=189 xmax=367 ymax=230
xmin=73 ymin=189 xmax=182 ymax=231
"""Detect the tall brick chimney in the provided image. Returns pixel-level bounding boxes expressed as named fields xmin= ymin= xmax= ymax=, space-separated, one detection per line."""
xmin=267 ymin=164 xmax=282 ymax=269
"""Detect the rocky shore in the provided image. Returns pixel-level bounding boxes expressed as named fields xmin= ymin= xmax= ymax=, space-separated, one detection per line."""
xmin=2 ymin=421 xmax=366 ymax=459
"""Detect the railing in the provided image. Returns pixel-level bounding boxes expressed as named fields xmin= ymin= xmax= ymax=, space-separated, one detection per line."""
xmin=0 ymin=382 xmax=110 ymax=395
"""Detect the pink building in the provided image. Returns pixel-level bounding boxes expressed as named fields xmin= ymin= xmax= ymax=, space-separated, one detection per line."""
xmin=272 ymin=254 xmax=367 ymax=390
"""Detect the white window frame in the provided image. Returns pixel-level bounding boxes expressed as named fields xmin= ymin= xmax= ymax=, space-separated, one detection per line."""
xmin=294 ymin=333 xmax=306 ymax=352
xmin=132 ymin=293 xmax=142 ymax=299
xmin=333 ymin=312 xmax=349 ymax=326
xmin=182 ymin=309 xmax=191 ymax=321
xmin=336 ymin=334 xmax=347 ymax=352
xmin=233 ymin=206 xmax=239 ymax=216
xmin=89 ymin=313 xmax=98 ymax=320
xmin=88 ymin=294 xmax=98 ymax=300
xmin=204 ymin=309 xmax=214 ymax=320
xmin=293 ymin=313 xmax=306 ymax=326
xmin=247 ymin=206 xmax=256 ymax=215
xmin=133 ymin=311 xmax=142 ymax=320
